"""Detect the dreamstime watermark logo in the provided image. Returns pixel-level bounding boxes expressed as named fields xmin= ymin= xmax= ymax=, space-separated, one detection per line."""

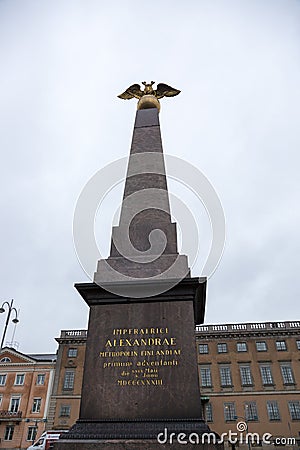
xmin=236 ymin=420 xmax=248 ymax=433
xmin=73 ymin=153 xmax=225 ymax=297
xmin=157 ymin=422 xmax=297 ymax=446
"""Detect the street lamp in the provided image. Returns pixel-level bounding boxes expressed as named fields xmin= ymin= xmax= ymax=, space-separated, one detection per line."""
xmin=0 ymin=299 xmax=19 ymax=349
xmin=25 ymin=418 xmax=47 ymax=444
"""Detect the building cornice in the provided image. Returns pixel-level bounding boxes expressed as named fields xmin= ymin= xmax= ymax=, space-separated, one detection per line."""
xmin=0 ymin=363 xmax=55 ymax=369
xmin=55 ymin=330 xmax=88 ymax=345
xmin=206 ymin=390 xmax=300 ymax=397
xmin=51 ymin=395 xmax=82 ymax=399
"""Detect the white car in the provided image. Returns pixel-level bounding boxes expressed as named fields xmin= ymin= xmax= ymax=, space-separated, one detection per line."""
xmin=27 ymin=430 xmax=65 ymax=450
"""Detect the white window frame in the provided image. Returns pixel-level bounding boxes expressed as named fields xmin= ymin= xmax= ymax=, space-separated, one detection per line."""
xmin=63 ymin=370 xmax=75 ymax=390
xmin=0 ymin=357 xmax=11 ymax=362
xmin=245 ymin=401 xmax=258 ymax=421
xmin=276 ymin=340 xmax=287 ymax=351
xmin=9 ymin=395 xmax=21 ymax=413
xmin=68 ymin=348 xmax=78 ymax=358
xmin=205 ymin=403 xmax=213 ymax=422
xmin=256 ymin=341 xmax=267 ymax=352
xmin=32 ymin=397 xmax=42 ymax=413
xmin=281 ymin=364 xmax=295 ymax=384
xmin=240 ymin=365 xmax=253 ymax=386
xmin=36 ymin=374 xmax=45 ymax=385
xmin=200 ymin=366 xmax=212 ymax=387
xmin=260 ymin=365 xmax=274 ymax=385
xmin=217 ymin=343 xmax=228 ymax=353
xmin=199 ymin=344 xmax=209 ymax=354
xmin=4 ymin=425 xmax=14 ymax=441
xmin=224 ymin=402 xmax=236 ymax=421
xmin=288 ymin=401 xmax=300 ymax=420
xmin=27 ymin=426 xmax=38 ymax=441
xmin=267 ymin=401 xmax=280 ymax=421
xmin=15 ymin=373 xmax=25 ymax=385
xmin=59 ymin=404 xmax=71 ymax=417
xmin=237 ymin=342 xmax=247 ymax=352
xmin=0 ymin=373 xmax=7 ymax=386
xmin=220 ymin=366 xmax=232 ymax=387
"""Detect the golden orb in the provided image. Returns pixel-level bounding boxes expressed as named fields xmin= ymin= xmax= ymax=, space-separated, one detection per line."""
xmin=137 ymin=95 xmax=160 ymax=112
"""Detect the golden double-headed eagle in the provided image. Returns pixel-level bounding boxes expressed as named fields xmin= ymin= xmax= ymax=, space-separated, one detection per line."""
xmin=118 ymin=81 xmax=180 ymax=112
xmin=118 ymin=81 xmax=180 ymax=100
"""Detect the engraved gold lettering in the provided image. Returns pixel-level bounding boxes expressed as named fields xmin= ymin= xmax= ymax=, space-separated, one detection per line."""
xmin=112 ymin=328 xmax=170 ymax=336
xmin=117 ymin=379 xmax=163 ymax=386
xmin=103 ymin=361 xmax=133 ymax=369
xmin=99 ymin=351 xmax=138 ymax=357
xmin=104 ymin=337 xmax=176 ymax=348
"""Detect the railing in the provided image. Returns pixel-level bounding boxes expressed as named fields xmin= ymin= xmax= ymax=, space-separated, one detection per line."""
xmin=60 ymin=330 xmax=88 ymax=338
xmin=196 ymin=320 xmax=300 ymax=333
xmin=0 ymin=410 xmax=22 ymax=420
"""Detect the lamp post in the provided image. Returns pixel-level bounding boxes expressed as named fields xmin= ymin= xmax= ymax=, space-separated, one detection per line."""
xmin=25 ymin=418 xmax=47 ymax=444
xmin=0 ymin=299 xmax=19 ymax=349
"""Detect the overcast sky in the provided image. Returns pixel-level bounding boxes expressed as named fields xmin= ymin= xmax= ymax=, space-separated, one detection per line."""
xmin=0 ymin=0 xmax=299 ymax=354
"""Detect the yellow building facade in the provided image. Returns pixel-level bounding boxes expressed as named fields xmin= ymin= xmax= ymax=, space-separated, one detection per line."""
xmin=0 ymin=347 xmax=55 ymax=449
xmin=197 ymin=321 xmax=300 ymax=447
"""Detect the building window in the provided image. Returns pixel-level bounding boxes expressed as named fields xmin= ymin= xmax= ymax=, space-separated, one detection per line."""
xmin=280 ymin=364 xmax=295 ymax=384
xmin=260 ymin=365 xmax=274 ymax=385
xmin=267 ymin=401 xmax=280 ymax=421
xmin=205 ymin=403 xmax=213 ymax=422
xmin=4 ymin=425 xmax=14 ymax=441
xmin=68 ymin=348 xmax=78 ymax=358
xmin=296 ymin=340 xmax=300 ymax=350
xmin=200 ymin=367 xmax=212 ymax=387
xmin=217 ymin=343 xmax=228 ymax=353
xmin=36 ymin=374 xmax=45 ymax=385
xmin=0 ymin=357 xmax=11 ymax=362
xmin=276 ymin=340 xmax=287 ymax=351
xmin=32 ymin=398 xmax=42 ymax=413
xmin=15 ymin=373 xmax=25 ymax=385
xmin=245 ymin=402 xmax=258 ymax=421
xmin=237 ymin=342 xmax=247 ymax=352
xmin=59 ymin=404 xmax=71 ymax=417
xmin=63 ymin=370 xmax=75 ymax=390
xmin=0 ymin=394 xmax=3 ymax=406
xmin=288 ymin=401 xmax=300 ymax=420
xmin=224 ymin=402 xmax=236 ymax=421
xmin=256 ymin=341 xmax=267 ymax=352
xmin=27 ymin=426 xmax=37 ymax=441
xmin=199 ymin=344 xmax=209 ymax=354
xmin=0 ymin=373 xmax=7 ymax=386
xmin=240 ymin=366 xmax=253 ymax=386
xmin=220 ymin=366 xmax=232 ymax=387
xmin=9 ymin=395 xmax=21 ymax=412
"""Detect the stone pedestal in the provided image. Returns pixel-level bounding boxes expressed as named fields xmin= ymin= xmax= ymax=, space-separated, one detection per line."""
xmin=53 ymin=279 xmax=224 ymax=449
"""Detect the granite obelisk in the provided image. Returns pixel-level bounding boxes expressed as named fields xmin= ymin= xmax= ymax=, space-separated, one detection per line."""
xmin=55 ymin=83 xmax=221 ymax=449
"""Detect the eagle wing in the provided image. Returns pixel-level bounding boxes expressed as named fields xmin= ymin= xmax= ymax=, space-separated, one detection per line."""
xmin=155 ymin=83 xmax=181 ymax=99
xmin=118 ymin=84 xmax=143 ymax=100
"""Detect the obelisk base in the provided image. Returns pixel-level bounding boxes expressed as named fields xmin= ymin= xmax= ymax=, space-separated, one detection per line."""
xmin=55 ymin=279 xmax=222 ymax=450
xmin=53 ymin=418 xmax=224 ymax=449
xmin=54 ymin=440 xmax=223 ymax=449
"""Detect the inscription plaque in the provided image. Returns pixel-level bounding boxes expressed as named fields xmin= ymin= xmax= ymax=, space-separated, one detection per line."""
xmin=80 ymin=299 xmax=202 ymax=420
